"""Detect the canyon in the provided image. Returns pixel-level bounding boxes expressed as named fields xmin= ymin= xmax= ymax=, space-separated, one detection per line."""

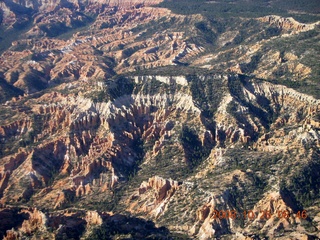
xmin=0 ymin=0 xmax=319 ymax=239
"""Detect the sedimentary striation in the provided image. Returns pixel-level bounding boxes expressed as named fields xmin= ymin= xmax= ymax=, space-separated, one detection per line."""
xmin=0 ymin=0 xmax=320 ymax=239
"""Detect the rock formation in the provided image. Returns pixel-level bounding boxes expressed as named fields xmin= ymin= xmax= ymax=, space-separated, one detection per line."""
xmin=0 ymin=0 xmax=320 ymax=239
xmin=258 ymin=15 xmax=319 ymax=33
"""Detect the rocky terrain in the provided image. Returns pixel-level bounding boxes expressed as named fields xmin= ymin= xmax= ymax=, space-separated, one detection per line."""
xmin=0 ymin=0 xmax=320 ymax=239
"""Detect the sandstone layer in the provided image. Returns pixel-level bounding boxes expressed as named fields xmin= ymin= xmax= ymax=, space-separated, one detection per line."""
xmin=0 ymin=0 xmax=320 ymax=239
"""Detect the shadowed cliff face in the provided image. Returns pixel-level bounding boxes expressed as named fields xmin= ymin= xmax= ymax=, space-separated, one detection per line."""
xmin=0 ymin=207 xmax=175 ymax=240
xmin=0 ymin=0 xmax=320 ymax=239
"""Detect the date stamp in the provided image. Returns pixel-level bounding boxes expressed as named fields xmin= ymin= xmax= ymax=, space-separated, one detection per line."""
xmin=212 ymin=210 xmax=308 ymax=220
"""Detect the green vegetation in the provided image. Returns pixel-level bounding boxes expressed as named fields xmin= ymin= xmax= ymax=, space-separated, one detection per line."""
xmin=227 ymin=75 xmax=278 ymax=132
xmin=261 ymin=26 xmax=320 ymax=99
xmin=87 ymin=215 xmax=175 ymax=240
xmin=0 ymin=107 xmax=17 ymax=125
xmin=275 ymin=0 xmax=320 ymax=14
xmin=134 ymin=77 xmax=181 ymax=97
xmin=225 ymin=149 xmax=283 ymax=174
xmin=55 ymin=218 xmax=86 ymax=240
xmin=0 ymin=208 xmax=27 ymax=239
xmin=0 ymin=112 xmax=46 ymax=158
xmin=202 ymin=149 xmax=283 ymax=225
xmin=158 ymin=0 xmax=281 ymax=18
xmin=0 ymin=78 xmax=24 ymax=103
xmin=239 ymin=53 xmax=262 ymax=74
xmin=41 ymin=13 xmax=95 ymax=39
xmin=39 ymin=22 xmax=70 ymax=38
xmin=105 ymin=75 xmax=134 ymax=100
xmin=156 ymin=0 xmax=320 ymax=22
xmin=27 ymin=114 xmax=45 ymax=143
xmin=188 ymin=74 xmax=226 ymax=118
xmin=135 ymin=78 xmax=164 ymax=95
xmin=0 ymin=0 xmax=319 ymax=238
xmin=132 ymin=66 xmax=214 ymax=76
xmin=88 ymin=76 xmax=134 ymax=103
xmin=281 ymin=151 xmax=320 ymax=208
xmin=194 ymin=21 xmax=218 ymax=45
xmin=126 ymin=135 xmax=191 ymax=184
xmin=0 ymin=19 xmax=33 ymax=54
xmin=179 ymin=125 xmax=211 ymax=170
xmin=23 ymin=72 xmax=48 ymax=92
xmin=31 ymin=151 xmax=63 ymax=187
xmin=131 ymin=16 xmax=185 ymax=42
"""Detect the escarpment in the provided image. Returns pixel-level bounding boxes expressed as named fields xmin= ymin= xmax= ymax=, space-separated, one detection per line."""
xmin=1 ymin=0 xmax=320 ymax=238
xmin=0 ymin=73 xmax=319 ymax=239
xmin=4 ymin=73 xmax=320 ymax=236
xmin=258 ymin=15 xmax=319 ymax=33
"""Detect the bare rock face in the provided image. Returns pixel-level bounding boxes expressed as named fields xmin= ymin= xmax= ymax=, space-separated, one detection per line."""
xmin=3 ymin=208 xmax=48 ymax=239
xmin=246 ymin=192 xmax=298 ymax=238
xmin=191 ymin=189 xmax=312 ymax=240
xmin=0 ymin=4 xmax=205 ymax=92
xmin=0 ymin=79 xmax=199 ymax=209
xmin=2 ymin=0 xmax=317 ymax=94
xmin=258 ymin=15 xmax=319 ymax=33
xmin=1 ymin=207 xmax=110 ymax=239
xmin=85 ymin=211 xmax=103 ymax=226
xmin=0 ymin=118 xmax=32 ymax=138
xmin=0 ymin=0 xmax=320 ymax=238
xmin=8 ymin=0 xmax=162 ymax=11
xmin=0 ymin=0 xmax=163 ymax=29
xmin=0 ymin=2 xmax=16 ymax=27
xmin=0 ymin=72 xmax=319 ymax=239
xmin=20 ymin=208 xmax=47 ymax=235
xmin=141 ymin=176 xmax=180 ymax=203
xmin=129 ymin=176 xmax=181 ymax=218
